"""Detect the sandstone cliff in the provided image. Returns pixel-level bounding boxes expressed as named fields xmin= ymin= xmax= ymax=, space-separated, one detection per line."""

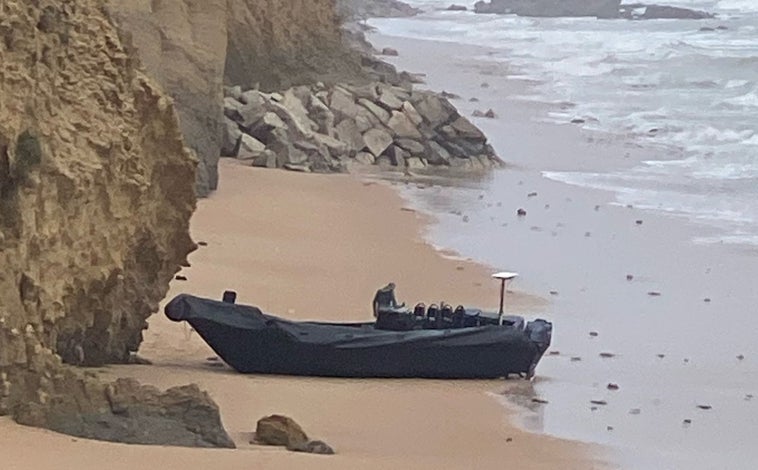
xmin=224 ymin=0 xmax=364 ymax=91
xmin=106 ymin=0 xmax=229 ymax=198
xmin=107 ymin=0 xmax=365 ymax=197
xmin=0 ymin=0 xmax=229 ymax=446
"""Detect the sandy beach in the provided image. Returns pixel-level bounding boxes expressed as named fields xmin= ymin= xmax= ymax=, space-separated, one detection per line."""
xmin=2 ymin=159 xmax=604 ymax=469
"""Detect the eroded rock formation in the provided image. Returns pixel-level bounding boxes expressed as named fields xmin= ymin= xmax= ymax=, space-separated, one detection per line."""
xmin=0 ymin=0 xmax=230 ymax=447
xmin=225 ymin=0 xmax=365 ymax=92
xmin=106 ymin=0 xmax=229 ymax=197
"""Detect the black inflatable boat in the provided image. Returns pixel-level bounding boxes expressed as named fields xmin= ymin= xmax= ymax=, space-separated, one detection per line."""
xmin=165 ymin=276 xmax=552 ymax=379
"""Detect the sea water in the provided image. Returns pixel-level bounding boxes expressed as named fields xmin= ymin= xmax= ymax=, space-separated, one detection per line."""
xmin=373 ymin=0 xmax=758 ymax=247
xmin=369 ymin=2 xmax=758 ymax=468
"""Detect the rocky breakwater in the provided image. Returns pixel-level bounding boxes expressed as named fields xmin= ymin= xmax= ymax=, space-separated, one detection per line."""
xmin=0 ymin=0 xmax=232 ymax=447
xmin=222 ymin=82 xmax=502 ymax=172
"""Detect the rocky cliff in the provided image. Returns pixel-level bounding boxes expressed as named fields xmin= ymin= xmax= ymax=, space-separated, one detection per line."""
xmin=106 ymin=0 xmax=229 ymax=198
xmin=0 ymin=0 xmax=230 ymax=446
xmin=224 ymin=0 xmax=364 ymax=91
xmin=107 ymin=0 xmax=365 ymax=197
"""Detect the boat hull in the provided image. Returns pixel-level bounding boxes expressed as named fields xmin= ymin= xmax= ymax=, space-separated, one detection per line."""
xmin=165 ymin=294 xmax=551 ymax=379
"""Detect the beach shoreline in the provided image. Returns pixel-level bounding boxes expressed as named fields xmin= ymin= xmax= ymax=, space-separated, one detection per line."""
xmin=2 ymin=159 xmax=604 ymax=469
xmin=366 ymin=28 xmax=758 ymax=469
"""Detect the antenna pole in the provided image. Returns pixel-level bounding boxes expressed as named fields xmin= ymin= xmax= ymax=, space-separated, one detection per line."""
xmin=498 ymin=278 xmax=506 ymax=324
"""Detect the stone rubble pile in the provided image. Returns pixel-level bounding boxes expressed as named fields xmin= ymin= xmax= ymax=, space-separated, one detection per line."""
xmin=222 ymin=82 xmax=503 ymax=173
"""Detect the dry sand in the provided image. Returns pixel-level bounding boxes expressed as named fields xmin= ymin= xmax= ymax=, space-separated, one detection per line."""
xmin=2 ymin=159 xmax=604 ymax=469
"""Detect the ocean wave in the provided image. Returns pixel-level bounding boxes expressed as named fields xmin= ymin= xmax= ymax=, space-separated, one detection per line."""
xmin=722 ymin=88 xmax=758 ymax=108
xmin=716 ymin=0 xmax=758 ymax=13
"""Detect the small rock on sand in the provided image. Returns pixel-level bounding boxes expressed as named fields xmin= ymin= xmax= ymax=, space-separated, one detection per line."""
xmin=517 ymin=208 xmax=527 ymax=217
xmin=481 ymin=82 xmax=490 ymax=88
xmin=607 ymin=383 xmax=620 ymax=391
xmin=527 ymin=192 xmax=538 ymax=197
xmin=175 ymin=275 xmax=188 ymax=281
xmin=647 ymin=291 xmax=661 ymax=296
xmin=549 ymin=290 xmax=558 ymax=296
xmin=469 ymin=97 xmax=479 ymax=102
xmin=197 ymin=241 xmax=208 ymax=246
xmin=635 ymin=219 xmax=644 ymax=225
xmin=626 ymin=274 xmax=634 ymax=281
xmin=599 ymin=352 xmax=616 ymax=358
xmin=548 ymin=350 xmax=560 ymax=356
xmin=570 ymin=356 xmax=582 ymax=362
xmin=532 ymin=397 xmax=549 ymax=404
xmin=683 ymin=419 xmax=692 ymax=425
xmin=745 ymin=394 xmax=753 ymax=401
xmin=589 ymin=331 xmax=598 ymax=337
xmin=704 ymin=298 xmax=712 ymax=302
xmin=629 ymin=408 xmax=641 ymax=415
xmin=657 ymin=354 xmax=665 ymax=359
xmin=591 ymin=400 xmax=608 ymax=406
xmin=737 ymin=354 xmax=745 ymax=360
xmin=606 ymin=426 xmax=614 ymax=431
xmin=696 ymin=404 xmax=712 ymax=410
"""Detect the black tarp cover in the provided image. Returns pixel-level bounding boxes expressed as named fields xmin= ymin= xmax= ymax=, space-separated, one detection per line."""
xmin=165 ymin=294 xmax=548 ymax=379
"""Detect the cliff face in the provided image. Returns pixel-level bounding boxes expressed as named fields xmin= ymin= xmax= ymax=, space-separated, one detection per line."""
xmin=107 ymin=0 xmax=363 ymax=196
xmin=0 ymin=0 xmax=195 ymax=373
xmin=106 ymin=0 xmax=228 ymax=197
xmin=0 ymin=0 xmax=232 ymax=445
xmin=225 ymin=0 xmax=364 ymax=91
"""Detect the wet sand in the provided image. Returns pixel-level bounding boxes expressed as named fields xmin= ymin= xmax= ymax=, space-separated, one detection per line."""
xmin=2 ymin=160 xmax=604 ymax=469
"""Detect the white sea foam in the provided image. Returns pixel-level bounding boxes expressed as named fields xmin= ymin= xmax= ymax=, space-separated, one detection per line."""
xmin=378 ymin=0 xmax=758 ymax=245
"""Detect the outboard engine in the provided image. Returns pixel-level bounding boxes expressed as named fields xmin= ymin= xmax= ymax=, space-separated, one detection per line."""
xmin=452 ymin=305 xmax=466 ymax=328
xmin=413 ymin=302 xmax=426 ymax=319
xmin=525 ymin=319 xmax=553 ymax=350
xmin=426 ymin=304 xmax=439 ymax=328
xmin=440 ymin=303 xmax=454 ymax=327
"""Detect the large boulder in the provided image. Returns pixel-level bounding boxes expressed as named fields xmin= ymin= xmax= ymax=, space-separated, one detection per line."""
xmin=473 ymin=0 xmax=621 ymax=18
xmin=335 ymin=119 xmax=366 ymax=151
xmin=638 ymin=5 xmax=714 ymax=19
xmin=254 ymin=415 xmax=334 ymax=454
xmin=255 ymin=415 xmax=308 ymax=448
xmin=16 ymin=378 xmax=234 ymax=448
xmin=221 ymin=118 xmax=242 ymax=156
xmin=363 ymin=128 xmax=394 ymax=157
xmin=388 ymin=111 xmax=422 ymax=139
xmin=413 ymin=93 xmax=457 ymax=127
xmin=236 ymin=134 xmax=266 ymax=161
xmin=359 ymin=98 xmax=391 ymax=124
